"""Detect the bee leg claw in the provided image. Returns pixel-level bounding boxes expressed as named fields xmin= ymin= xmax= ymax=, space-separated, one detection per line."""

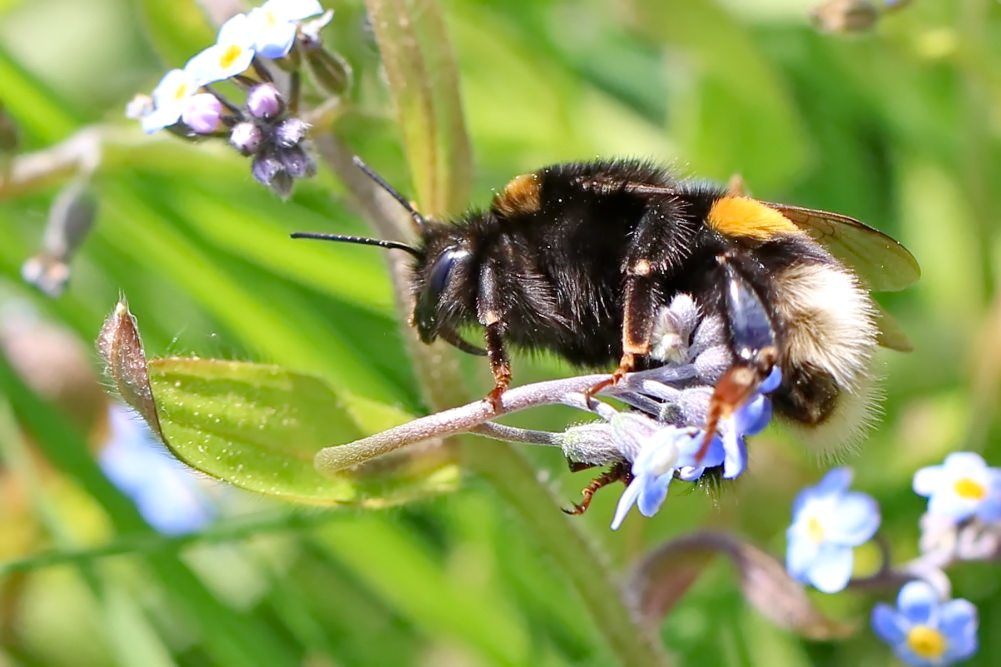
xmin=563 ymin=463 xmax=631 ymax=516
xmin=485 ymin=384 xmax=506 ymax=412
xmin=583 ymin=364 xmax=629 ymax=408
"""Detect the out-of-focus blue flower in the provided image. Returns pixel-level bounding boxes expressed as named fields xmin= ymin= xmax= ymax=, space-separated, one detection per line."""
xmin=611 ymin=425 xmax=723 ymax=530
xmin=140 ymin=68 xmax=200 ymax=134
xmin=913 ymin=452 xmax=1001 ymax=523
xmin=872 ymin=580 xmax=978 ymax=666
xmin=187 ymin=13 xmax=258 ymax=86
xmin=100 ymin=403 xmax=216 ymax=535
xmin=786 ymin=467 xmax=880 ymax=593
xmin=247 ymin=0 xmax=324 ymax=59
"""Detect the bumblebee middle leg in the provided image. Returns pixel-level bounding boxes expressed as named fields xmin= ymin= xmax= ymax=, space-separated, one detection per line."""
xmin=586 ymin=198 xmax=692 ymax=400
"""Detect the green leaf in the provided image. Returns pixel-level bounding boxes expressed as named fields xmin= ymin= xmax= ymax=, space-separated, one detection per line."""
xmin=365 ymin=0 xmax=473 ymax=217
xmin=99 ymin=299 xmax=457 ymax=504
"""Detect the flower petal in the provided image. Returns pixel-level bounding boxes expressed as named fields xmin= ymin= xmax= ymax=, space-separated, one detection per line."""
xmin=927 ymin=490 xmax=978 ymax=521
xmin=823 ymin=491 xmax=880 ymax=546
xmin=806 ymin=542 xmax=853 ymax=593
xmin=141 ymin=106 xmax=182 ymax=134
xmin=733 ymin=394 xmax=771 ymax=436
xmin=760 ymin=366 xmax=782 ymax=393
xmin=871 ymin=603 xmax=907 ymax=645
xmin=938 ymin=598 xmax=977 ymax=642
xmin=253 ymin=21 xmax=298 ymax=59
xmin=943 ymin=629 xmax=978 ymax=664
xmin=611 ymin=478 xmax=643 ymax=530
xmin=790 ymin=486 xmax=814 ymax=521
xmin=721 ymin=429 xmax=746 ymax=479
xmin=217 ymin=12 xmax=256 ymax=46
xmin=912 ymin=464 xmax=945 ymax=497
xmin=896 ymin=580 xmax=939 ymax=625
xmin=942 ymin=451 xmax=988 ymax=475
xmin=813 ymin=467 xmax=853 ymax=497
xmin=637 ymin=473 xmax=672 ymax=517
xmin=785 ymin=532 xmax=820 ymax=580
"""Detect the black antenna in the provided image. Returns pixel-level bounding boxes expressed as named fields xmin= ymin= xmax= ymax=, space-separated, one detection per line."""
xmin=290 ymin=232 xmax=422 ymax=259
xmin=352 ymin=155 xmax=428 ymax=230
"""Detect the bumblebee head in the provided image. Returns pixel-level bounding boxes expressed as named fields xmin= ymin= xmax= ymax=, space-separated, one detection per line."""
xmin=291 ymin=156 xmax=486 ymax=357
xmin=409 ymin=223 xmax=486 ymax=356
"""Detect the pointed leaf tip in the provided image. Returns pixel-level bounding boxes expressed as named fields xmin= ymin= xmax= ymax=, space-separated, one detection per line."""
xmin=97 ymin=297 xmax=162 ymax=439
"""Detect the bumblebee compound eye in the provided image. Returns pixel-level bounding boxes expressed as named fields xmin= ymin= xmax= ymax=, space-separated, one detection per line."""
xmin=415 ymin=246 xmax=472 ymax=343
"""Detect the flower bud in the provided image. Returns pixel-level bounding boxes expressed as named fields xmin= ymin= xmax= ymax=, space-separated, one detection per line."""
xmin=181 ymin=94 xmax=225 ymax=134
xmin=274 ymin=117 xmax=308 ymax=148
xmin=246 ymin=83 xmax=285 ymax=120
xmin=278 ymin=144 xmax=315 ymax=178
xmin=230 ymin=122 xmax=263 ymax=155
xmin=305 ymin=47 xmax=352 ymax=96
xmin=251 ymin=153 xmax=283 ymax=186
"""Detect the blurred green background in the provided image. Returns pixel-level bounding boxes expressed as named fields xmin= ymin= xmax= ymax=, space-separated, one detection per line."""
xmin=1 ymin=0 xmax=1000 ymax=665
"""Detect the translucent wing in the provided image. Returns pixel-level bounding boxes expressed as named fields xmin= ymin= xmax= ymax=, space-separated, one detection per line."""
xmin=763 ymin=203 xmax=920 ymax=292
xmin=873 ymin=302 xmax=912 ymax=352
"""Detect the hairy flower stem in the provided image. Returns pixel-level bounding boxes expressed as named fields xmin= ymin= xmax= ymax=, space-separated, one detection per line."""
xmin=315 ymin=133 xmax=669 ymax=666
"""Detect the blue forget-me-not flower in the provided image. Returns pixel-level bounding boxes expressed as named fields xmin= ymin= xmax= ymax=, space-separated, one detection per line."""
xmin=872 ymin=580 xmax=978 ymax=666
xmin=786 ymin=467 xmax=880 ymax=593
xmin=610 ymin=423 xmax=725 ymax=530
xmin=186 ymin=13 xmax=259 ymax=86
xmin=141 ymin=68 xmax=201 ymax=134
xmin=913 ymin=452 xmax=1001 ymax=524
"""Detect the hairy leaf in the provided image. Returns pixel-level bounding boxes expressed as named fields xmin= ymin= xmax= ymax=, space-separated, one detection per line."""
xmin=99 ymin=299 xmax=457 ymax=505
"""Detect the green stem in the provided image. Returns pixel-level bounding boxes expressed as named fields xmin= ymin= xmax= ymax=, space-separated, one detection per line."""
xmin=465 ymin=442 xmax=668 ymax=666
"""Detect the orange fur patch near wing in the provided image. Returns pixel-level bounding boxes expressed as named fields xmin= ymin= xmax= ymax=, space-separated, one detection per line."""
xmin=493 ymin=173 xmax=542 ymax=216
xmin=707 ymin=196 xmax=800 ymax=240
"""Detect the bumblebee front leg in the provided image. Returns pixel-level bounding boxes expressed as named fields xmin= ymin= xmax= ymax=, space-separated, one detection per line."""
xmin=477 ymin=260 xmax=511 ymax=410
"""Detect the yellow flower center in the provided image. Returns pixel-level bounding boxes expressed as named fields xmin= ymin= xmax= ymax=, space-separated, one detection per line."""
xmin=806 ymin=515 xmax=826 ymax=543
xmin=954 ymin=476 xmax=986 ymax=500
xmin=172 ymin=83 xmax=189 ymax=103
xmin=906 ymin=625 xmax=947 ymax=659
xmin=220 ymin=45 xmax=244 ymax=70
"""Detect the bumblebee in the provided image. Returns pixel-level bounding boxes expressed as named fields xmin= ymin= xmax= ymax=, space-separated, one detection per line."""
xmin=294 ymin=158 xmax=919 ymax=453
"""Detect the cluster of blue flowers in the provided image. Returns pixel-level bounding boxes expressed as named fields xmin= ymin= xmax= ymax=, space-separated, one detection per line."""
xmin=555 ymin=295 xmax=781 ymax=530
xmin=785 ymin=453 xmax=1001 ymax=665
xmin=127 ymin=0 xmax=340 ymax=196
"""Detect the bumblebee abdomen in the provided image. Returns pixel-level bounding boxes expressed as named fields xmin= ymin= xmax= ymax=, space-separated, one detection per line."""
xmin=765 ymin=250 xmax=880 ymax=451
